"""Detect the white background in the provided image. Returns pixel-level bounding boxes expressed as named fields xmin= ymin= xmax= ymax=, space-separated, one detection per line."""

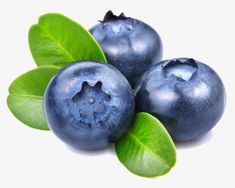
xmin=1 ymin=0 xmax=235 ymax=187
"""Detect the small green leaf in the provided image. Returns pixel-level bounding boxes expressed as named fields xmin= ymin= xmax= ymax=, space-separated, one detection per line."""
xmin=115 ymin=112 xmax=176 ymax=177
xmin=29 ymin=13 xmax=107 ymax=67
xmin=7 ymin=66 xmax=60 ymax=130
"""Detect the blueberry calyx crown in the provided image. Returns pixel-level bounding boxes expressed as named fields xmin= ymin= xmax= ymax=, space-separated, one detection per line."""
xmin=162 ymin=58 xmax=198 ymax=81
xmin=101 ymin=10 xmax=128 ymax=23
xmin=72 ymin=81 xmax=114 ymax=129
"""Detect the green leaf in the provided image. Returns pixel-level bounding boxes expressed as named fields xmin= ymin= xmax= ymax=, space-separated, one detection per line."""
xmin=7 ymin=66 xmax=60 ymax=130
xmin=115 ymin=112 xmax=176 ymax=177
xmin=28 ymin=13 xmax=107 ymax=67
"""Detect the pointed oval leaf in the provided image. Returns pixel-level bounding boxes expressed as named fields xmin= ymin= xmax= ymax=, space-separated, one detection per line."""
xmin=29 ymin=13 xmax=107 ymax=67
xmin=7 ymin=66 xmax=60 ymax=130
xmin=115 ymin=112 xmax=176 ymax=177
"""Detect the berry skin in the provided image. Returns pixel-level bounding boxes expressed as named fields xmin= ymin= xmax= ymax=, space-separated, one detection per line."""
xmin=44 ymin=61 xmax=135 ymax=150
xmin=134 ymin=58 xmax=226 ymax=141
xmin=90 ymin=11 xmax=163 ymax=87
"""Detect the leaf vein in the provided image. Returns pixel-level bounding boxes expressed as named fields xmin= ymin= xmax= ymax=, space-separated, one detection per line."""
xmin=128 ymin=132 xmax=169 ymax=168
xmin=38 ymin=25 xmax=75 ymax=62
xmin=9 ymin=94 xmax=43 ymax=100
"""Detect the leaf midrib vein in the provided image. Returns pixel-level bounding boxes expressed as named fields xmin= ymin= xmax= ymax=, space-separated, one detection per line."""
xmin=128 ymin=132 xmax=169 ymax=168
xmin=10 ymin=93 xmax=43 ymax=100
xmin=38 ymin=24 xmax=75 ymax=62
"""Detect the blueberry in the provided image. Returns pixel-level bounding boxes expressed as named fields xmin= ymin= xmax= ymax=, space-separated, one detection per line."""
xmin=44 ymin=61 xmax=135 ymax=150
xmin=135 ymin=58 xmax=226 ymax=141
xmin=90 ymin=11 xmax=163 ymax=87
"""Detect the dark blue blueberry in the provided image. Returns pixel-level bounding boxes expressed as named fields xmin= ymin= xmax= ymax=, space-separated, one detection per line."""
xmin=44 ymin=61 xmax=135 ymax=150
xmin=135 ymin=58 xmax=226 ymax=141
xmin=90 ymin=11 xmax=163 ymax=87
